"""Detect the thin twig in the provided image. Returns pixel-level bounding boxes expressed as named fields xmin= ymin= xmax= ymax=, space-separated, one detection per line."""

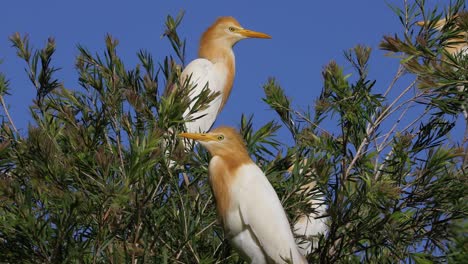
xmin=187 ymin=242 xmax=200 ymax=264
xmin=0 ymin=95 xmax=18 ymax=133
xmin=195 ymin=220 xmax=217 ymax=237
xmin=383 ymin=66 xmax=406 ymax=98
xmin=345 ymin=79 xmax=418 ymax=178
xmin=366 ymin=66 xmax=405 ymax=177
xmin=292 ymin=109 xmax=333 ymax=136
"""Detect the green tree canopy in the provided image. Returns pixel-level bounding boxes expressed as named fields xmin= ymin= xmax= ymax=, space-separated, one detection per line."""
xmin=0 ymin=0 xmax=466 ymax=263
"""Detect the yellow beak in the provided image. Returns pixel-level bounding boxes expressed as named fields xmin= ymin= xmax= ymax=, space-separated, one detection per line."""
xmin=416 ymin=19 xmax=447 ymax=29
xmin=238 ymin=29 xmax=272 ymax=39
xmin=416 ymin=21 xmax=425 ymax=26
xmin=179 ymin=132 xmax=217 ymax=142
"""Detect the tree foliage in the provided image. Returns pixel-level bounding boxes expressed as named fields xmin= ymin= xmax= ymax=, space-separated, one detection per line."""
xmin=0 ymin=1 xmax=467 ymax=263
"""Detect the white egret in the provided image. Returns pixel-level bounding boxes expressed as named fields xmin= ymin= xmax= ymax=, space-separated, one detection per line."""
xmin=181 ymin=17 xmax=271 ymax=133
xmin=179 ymin=127 xmax=307 ymax=264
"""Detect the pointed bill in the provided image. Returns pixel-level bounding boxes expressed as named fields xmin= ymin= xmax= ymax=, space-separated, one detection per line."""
xmin=179 ymin=132 xmax=217 ymax=142
xmin=238 ymin=28 xmax=272 ymax=39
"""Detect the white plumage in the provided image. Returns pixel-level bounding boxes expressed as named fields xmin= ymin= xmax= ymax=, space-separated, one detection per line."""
xmin=181 ymin=58 xmax=228 ymax=133
xmin=294 ymin=193 xmax=327 ymax=255
xmin=290 ymin=163 xmax=328 ymax=255
xmin=179 ymin=16 xmax=271 ymax=134
xmin=179 ymin=127 xmax=307 ymax=263
xmin=417 ymin=16 xmax=468 ymax=120
xmin=219 ymin=162 xmax=306 ymax=263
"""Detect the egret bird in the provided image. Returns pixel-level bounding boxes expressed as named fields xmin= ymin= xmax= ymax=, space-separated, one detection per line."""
xmin=417 ymin=15 xmax=468 ymax=120
xmin=179 ymin=127 xmax=307 ymax=264
xmin=181 ymin=17 xmax=271 ymax=133
xmin=289 ymin=160 xmax=327 ymax=255
xmin=416 ymin=16 xmax=467 ymax=56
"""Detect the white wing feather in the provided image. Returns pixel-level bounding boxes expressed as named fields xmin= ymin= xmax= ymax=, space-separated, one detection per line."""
xmin=181 ymin=58 xmax=226 ymax=133
xmin=294 ymin=202 xmax=327 ymax=255
xmin=235 ymin=164 xmax=306 ymax=263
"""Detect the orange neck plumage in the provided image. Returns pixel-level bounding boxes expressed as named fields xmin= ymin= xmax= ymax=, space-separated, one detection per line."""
xmin=204 ymin=127 xmax=252 ymax=226
xmin=198 ymin=32 xmax=236 ymax=113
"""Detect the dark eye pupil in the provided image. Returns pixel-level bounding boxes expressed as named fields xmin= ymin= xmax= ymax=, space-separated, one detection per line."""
xmin=229 ymin=27 xmax=235 ymax=32
xmin=218 ymin=135 xmax=224 ymax=140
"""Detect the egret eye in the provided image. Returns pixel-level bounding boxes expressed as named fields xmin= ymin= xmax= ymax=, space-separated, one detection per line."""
xmin=228 ymin=26 xmax=236 ymax=32
xmin=217 ymin=135 xmax=225 ymax=141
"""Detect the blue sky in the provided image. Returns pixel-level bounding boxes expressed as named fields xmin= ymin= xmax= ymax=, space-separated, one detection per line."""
xmin=0 ymin=0 xmax=462 ymax=146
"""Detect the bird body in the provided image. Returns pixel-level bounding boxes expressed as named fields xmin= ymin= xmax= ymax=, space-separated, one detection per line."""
xmin=293 ymin=181 xmax=327 ymax=255
xmin=288 ymin=161 xmax=328 ymax=255
xmin=417 ymin=15 xmax=467 ymax=120
xmin=181 ymin=17 xmax=271 ymax=133
xmin=416 ymin=16 xmax=467 ymax=55
xmin=180 ymin=127 xmax=306 ymax=264
xmin=182 ymin=58 xmax=228 ymax=133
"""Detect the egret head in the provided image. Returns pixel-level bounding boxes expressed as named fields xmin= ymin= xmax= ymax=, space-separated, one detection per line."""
xmin=179 ymin=126 xmax=249 ymax=157
xmin=201 ymin=16 xmax=271 ymax=47
xmin=416 ymin=14 xmax=468 ymax=55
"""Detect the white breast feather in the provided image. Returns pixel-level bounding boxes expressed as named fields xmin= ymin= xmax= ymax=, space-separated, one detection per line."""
xmin=232 ymin=163 xmax=306 ymax=263
xmin=181 ymin=58 xmax=227 ymax=133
